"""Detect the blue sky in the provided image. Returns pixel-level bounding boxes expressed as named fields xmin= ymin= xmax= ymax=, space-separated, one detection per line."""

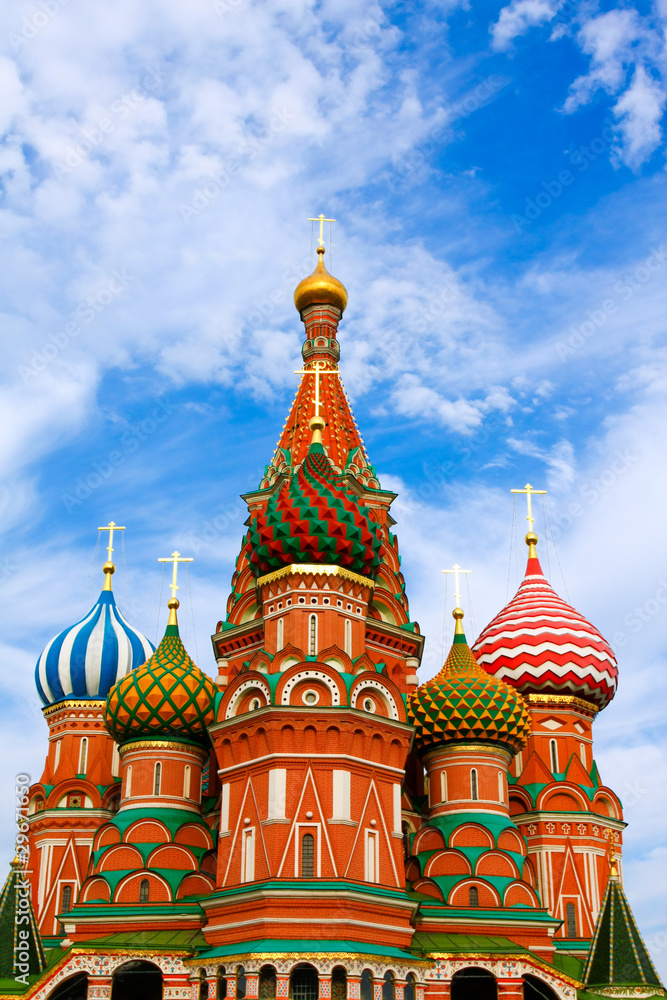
xmin=1 ymin=0 xmax=666 ymax=971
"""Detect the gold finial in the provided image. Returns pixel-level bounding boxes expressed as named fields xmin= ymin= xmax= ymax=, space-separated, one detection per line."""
xmin=511 ymin=483 xmax=547 ymax=556
xmin=98 ymin=521 xmax=126 ymax=591
xmin=442 ymin=564 xmax=472 ymax=636
xmin=157 ymin=551 xmax=193 ymax=626
xmin=309 ymin=414 xmax=325 ymax=445
xmin=308 ymin=213 xmax=336 ymax=248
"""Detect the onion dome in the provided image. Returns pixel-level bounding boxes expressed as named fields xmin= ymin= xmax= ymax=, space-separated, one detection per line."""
xmin=472 ymin=536 xmax=618 ymax=709
xmin=294 ymin=246 xmax=348 ymax=314
xmin=105 ymin=599 xmax=216 ymax=747
xmin=35 ymin=562 xmax=154 ymax=707
xmin=408 ymin=609 xmax=531 ymax=753
xmin=247 ymin=434 xmax=382 ymax=579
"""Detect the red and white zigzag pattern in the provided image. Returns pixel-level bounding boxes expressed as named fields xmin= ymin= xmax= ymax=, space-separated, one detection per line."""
xmin=472 ymin=557 xmax=618 ymax=709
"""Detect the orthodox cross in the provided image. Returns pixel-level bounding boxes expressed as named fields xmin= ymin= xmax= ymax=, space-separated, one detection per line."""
xmin=294 ymin=360 xmax=339 ymax=418
xmin=442 ymin=563 xmax=472 ymax=607
xmin=98 ymin=521 xmax=125 ymax=562
xmin=511 ymin=483 xmax=547 ymax=532
xmin=308 ymin=214 xmax=335 ymax=248
xmin=158 ymin=551 xmax=193 ymax=601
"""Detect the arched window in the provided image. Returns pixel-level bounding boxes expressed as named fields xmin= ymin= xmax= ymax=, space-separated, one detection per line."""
xmin=301 ymin=833 xmax=315 ymax=878
xmin=290 ymin=965 xmax=318 ymax=1000
xmin=498 ymin=771 xmax=504 ymax=803
xmin=469 ymin=885 xmax=479 ymax=907
xmin=200 ymin=970 xmax=209 ymax=1000
xmin=331 ymin=967 xmax=347 ymax=1000
xmin=237 ymin=967 xmax=247 ymax=1000
xmin=404 ymin=974 xmax=415 ymax=1000
xmin=217 ymin=968 xmax=227 ymax=1000
xmin=382 ymin=971 xmax=395 ymax=1000
xmin=125 ymin=764 xmax=132 ymax=798
xmin=308 ymin=614 xmax=317 ymax=656
xmin=470 ymin=768 xmax=478 ymax=801
xmin=580 ymin=743 xmax=587 ymax=766
xmin=451 ymin=968 xmax=496 ymax=1000
xmin=565 ymin=902 xmax=577 ymax=937
xmin=184 ymin=765 xmax=191 ymax=799
xmin=360 ymin=971 xmax=373 ymax=1000
xmin=344 ymin=619 xmax=352 ymax=656
xmin=276 ymin=618 xmax=284 ymax=651
xmin=259 ymin=965 xmax=277 ymax=999
xmin=154 ymin=762 xmax=162 ymax=795
xmin=78 ymin=738 xmax=88 ymax=775
xmin=139 ymin=879 xmax=149 ymax=903
xmin=440 ymin=771 xmax=447 ymax=803
xmin=61 ymin=885 xmax=72 ymax=913
xmin=550 ymin=740 xmax=558 ymax=773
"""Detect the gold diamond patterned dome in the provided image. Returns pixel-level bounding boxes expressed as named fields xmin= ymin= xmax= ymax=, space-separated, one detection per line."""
xmin=105 ymin=602 xmax=216 ymax=748
xmin=408 ymin=610 xmax=531 ymax=754
xmin=294 ymin=246 xmax=348 ymax=315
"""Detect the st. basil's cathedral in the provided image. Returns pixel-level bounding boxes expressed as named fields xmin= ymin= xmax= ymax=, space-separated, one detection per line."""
xmin=0 ymin=239 xmax=663 ymax=1000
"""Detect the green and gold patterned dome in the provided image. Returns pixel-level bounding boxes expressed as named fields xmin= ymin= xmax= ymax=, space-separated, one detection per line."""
xmin=105 ymin=605 xmax=216 ymax=748
xmin=408 ymin=611 xmax=530 ymax=753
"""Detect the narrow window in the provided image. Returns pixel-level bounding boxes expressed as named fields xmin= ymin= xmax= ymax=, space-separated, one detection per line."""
xmin=361 ymin=971 xmax=373 ymax=1000
xmin=54 ymin=740 xmax=61 ymax=770
xmin=580 ymin=743 xmax=587 ymax=766
xmin=344 ymin=619 xmax=352 ymax=656
xmin=78 ymin=738 xmax=88 ymax=775
xmin=242 ymin=828 xmax=255 ymax=882
xmin=332 ymin=770 xmax=351 ymax=821
xmin=217 ymin=969 xmax=227 ymax=1000
xmin=365 ymin=830 xmax=379 ymax=883
xmin=550 ymin=739 xmax=559 ymax=773
xmin=498 ymin=771 xmax=504 ymax=803
xmin=515 ymin=750 xmax=523 ymax=776
xmin=268 ymin=769 xmax=287 ymax=819
xmin=154 ymin=762 xmax=162 ymax=795
xmin=111 ymin=744 xmax=120 ymax=777
xmin=309 ymin=614 xmax=317 ymax=656
xmin=440 ymin=771 xmax=448 ymax=803
xmin=470 ymin=768 xmax=478 ymax=801
xmin=184 ymin=765 xmax=191 ymax=799
xmin=276 ymin=617 xmax=284 ymax=651
xmin=566 ymin=901 xmax=577 ymax=937
xmin=404 ymin=975 xmax=415 ymax=1000
xmin=469 ymin=885 xmax=479 ymax=906
xmin=301 ymin=833 xmax=315 ymax=878
xmin=139 ymin=878 xmax=149 ymax=903
xmin=125 ymin=764 xmax=132 ymax=798
xmin=382 ymin=972 xmax=395 ymax=1000
xmin=221 ymin=783 xmax=230 ymax=832
xmin=61 ymin=885 xmax=72 ymax=913
xmin=392 ymin=783 xmax=402 ymax=832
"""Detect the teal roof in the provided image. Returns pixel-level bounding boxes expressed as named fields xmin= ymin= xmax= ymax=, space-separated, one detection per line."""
xmin=410 ymin=932 xmax=530 ymax=955
xmin=196 ymin=940 xmax=422 ymax=961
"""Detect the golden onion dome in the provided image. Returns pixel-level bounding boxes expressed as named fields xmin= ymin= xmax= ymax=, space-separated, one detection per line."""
xmin=294 ymin=246 xmax=348 ymax=315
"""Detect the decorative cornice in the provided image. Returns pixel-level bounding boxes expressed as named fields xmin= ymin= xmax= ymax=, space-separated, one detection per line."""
xmin=43 ymin=699 xmax=106 ymax=717
xmin=423 ymin=743 xmax=513 ymax=764
xmin=257 ymin=563 xmax=375 ymax=589
xmin=118 ymin=739 xmax=207 ymax=757
xmin=527 ymin=693 xmax=599 ymax=714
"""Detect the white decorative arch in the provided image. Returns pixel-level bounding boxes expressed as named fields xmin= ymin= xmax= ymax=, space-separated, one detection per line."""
xmin=350 ymin=679 xmax=399 ymax=719
xmin=280 ymin=670 xmax=341 ymax=705
xmin=225 ymin=678 xmax=272 ymax=719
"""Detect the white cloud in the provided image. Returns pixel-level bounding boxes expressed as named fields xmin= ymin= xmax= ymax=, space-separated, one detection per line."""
xmin=612 ymin=65 xmax=667 ymax=169
xmin=490 ymin=0 xmax=561 ymax=51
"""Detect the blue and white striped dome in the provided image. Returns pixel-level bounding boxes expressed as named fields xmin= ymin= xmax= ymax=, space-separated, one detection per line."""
xmin=35 ymin=590 xmax=154 ymax=707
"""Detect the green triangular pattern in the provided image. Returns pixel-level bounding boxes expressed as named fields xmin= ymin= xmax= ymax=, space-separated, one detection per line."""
xmin=0 ymin=859 xmax=46 ymax=980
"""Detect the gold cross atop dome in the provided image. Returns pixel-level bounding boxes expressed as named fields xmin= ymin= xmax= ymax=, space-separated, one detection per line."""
xmin=158 ymin=550 xmax=193 ymax=625
xmin=294 ymin=360 xmax=340 ymax=443
xmin=308 ymin=214 xmax=336 ymax=248
xmin=98 ymin=521 xmax=125 ymax=591
xmin=511 ymin=482 xmax=547 ymax=555
xmin=442 ymin=563 xmax=472 ymax=635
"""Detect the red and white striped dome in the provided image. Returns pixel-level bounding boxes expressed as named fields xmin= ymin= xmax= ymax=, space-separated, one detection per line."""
xmin=472 ymin=549 xmax=618 ymax=710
